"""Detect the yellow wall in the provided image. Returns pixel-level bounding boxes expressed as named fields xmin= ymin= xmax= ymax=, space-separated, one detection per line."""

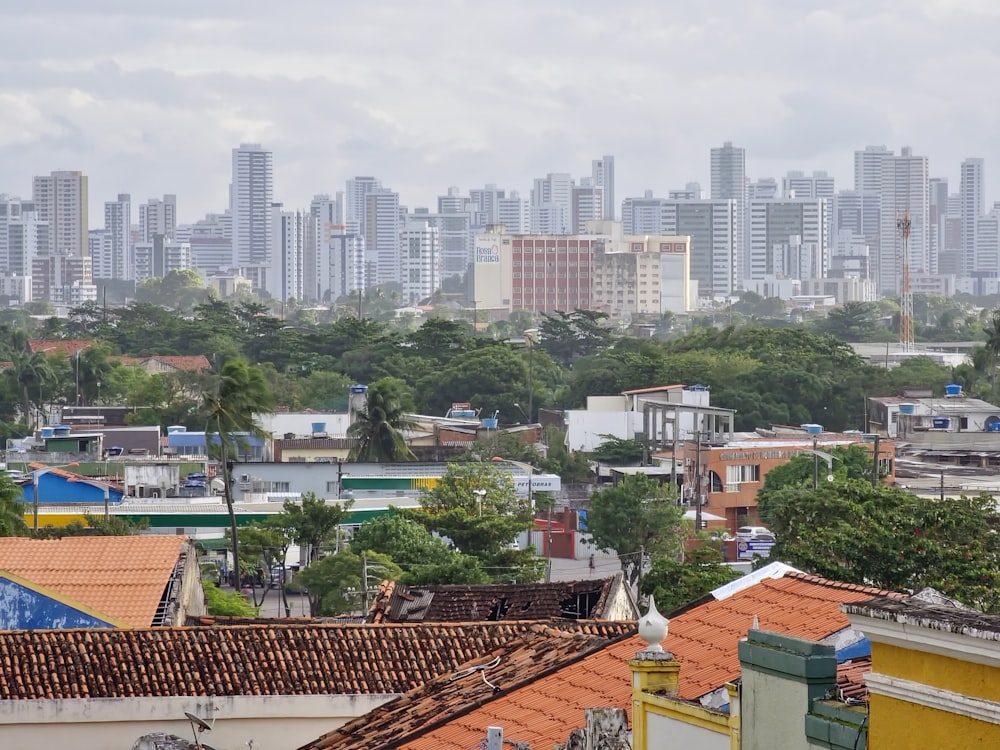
xmin=873 ymin=642 xmax=1000 ymax=702
xmin=870 ymin=694 xmax=1000 ymax=749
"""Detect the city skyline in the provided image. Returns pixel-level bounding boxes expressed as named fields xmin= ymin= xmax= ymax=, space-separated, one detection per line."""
xmin=3 ymin=2 xmax=1000 ymax=222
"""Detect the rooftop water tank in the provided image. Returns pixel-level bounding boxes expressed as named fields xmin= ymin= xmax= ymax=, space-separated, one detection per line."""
xmin=53 ymin=425 xmax=72 ymax=437
xmin=311 ymin=422 xmax=327 ymax=434
xmin=350 ymin=384 xmax=368 ymax=394
xmin=932 ymin=417 xmax=951 ymax=429
xmin=40 ymin=427 xmax=54 ymax=438
xmin=898 ymin=403 xmax=916 ymax=415
xmin=481 ymin=417 xmax=498 ymax=430
xmin=449 ymin=410 xmax=477 ymax=419
xmin=167 ymin=425 xmax=187 ymax=434
xmin=687 ymin=384 xmax=709 ymax=391
xmin=945 ymin=384 xmax=962 ymax=397
xmin=800 ymin=423 xmax=823 ymax=435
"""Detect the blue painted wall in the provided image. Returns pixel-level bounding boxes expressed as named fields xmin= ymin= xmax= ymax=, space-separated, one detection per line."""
xmin=20 ymin=473 xmax=125 ymax=505
xmin=0 ymin=575 xmax=116 ymax=629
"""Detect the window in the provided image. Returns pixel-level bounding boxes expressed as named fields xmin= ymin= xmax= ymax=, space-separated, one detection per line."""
xmin=725 ymin=464 xmax=760 ymax=486
xmin=326 ymin=481 xmax=339 ymax=493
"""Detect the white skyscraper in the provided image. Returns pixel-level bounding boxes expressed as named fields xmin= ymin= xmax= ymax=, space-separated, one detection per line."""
xmin=139 ymin=195 xmax=177 ymax=243
xmin=497 ymin=192 xmax=528 ymax=233
xmin=662 ymin=198 xmax=738 ymax=297
xmin=975 ymin=205 xmax=1000 ymax=278
xmin=319 ymin=224 xmax=364 ymax=303
xmin=710 ymin=142 xmax=747 ymax=287
xmin=591 ymin=155 xmax=615 ymax=220
xmin=346 ymin=177 xmax=382 ymax=239
xmin=230 ymin=143 xmax=273 ymax=287
xmin=782 ymin=171 xmax=835 ymax=199
xmin=878 ymin=146 xmax=930 ymax=293
xmin=1 ymin=197 xmax=48 ymax=277
xmin=267 ymin=203 xmax=303 ymax=302
xmin=435 ymin=188 xmax=473 ymax=280
xmin=748 ymin=198 xmax=829 ymax=280
xmin=365 ymin=189 xmax=401 ymax=286
xmin=530 ymin=173 xmax=573 ymax=234
xmin=101 ymin=193 xmax=131 ymax=280
xmin=960 ymin=158 xmax=985 ymax=275
xmin=400 ymin=217 xmax=441 ymax=304
xmin=622 ymin=191 xmax=668 ymax=235
xmin=571 ymin=179 xmax=604 ymax=233
xmin=304 ymin=194 xmax=343 ymax=302
xmin=32 ymin=170 xmax=88 ymax=256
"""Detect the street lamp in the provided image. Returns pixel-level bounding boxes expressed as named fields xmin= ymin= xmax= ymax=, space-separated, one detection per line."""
xmin=472 ymin=488 xmax=487 ymax=517
xmin=32 ymin=462 xmax=80 ymax=532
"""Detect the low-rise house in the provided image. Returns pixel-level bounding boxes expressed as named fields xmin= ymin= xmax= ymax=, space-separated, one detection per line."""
xmin=0 ymin=535 xmax=204 ymax=628
xmin=368 ymin=576 xmax=638 ymax=623
xmin=0 ymin=621 xmax=630 ymax=750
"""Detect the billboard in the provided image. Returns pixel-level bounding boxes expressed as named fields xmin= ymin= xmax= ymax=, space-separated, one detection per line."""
xmin=475 ymin=242 xmax=501 ymax=264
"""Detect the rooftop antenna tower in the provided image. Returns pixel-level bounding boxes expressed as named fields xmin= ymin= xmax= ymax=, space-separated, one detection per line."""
xmin=897 ymin=211 xmax=914 ymax=352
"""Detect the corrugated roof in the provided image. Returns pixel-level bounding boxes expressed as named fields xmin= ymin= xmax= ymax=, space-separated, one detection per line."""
xmin=0 ymin=621 xmax=632 ymax=700
xmin=0 ymin=536 xmax=187 ymax=627
xmin=620 ymin=384 xmax=685 ymax=395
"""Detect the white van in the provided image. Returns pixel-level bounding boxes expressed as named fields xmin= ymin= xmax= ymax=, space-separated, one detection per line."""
xmin=736 ymin=526 xmax=775 ymax=542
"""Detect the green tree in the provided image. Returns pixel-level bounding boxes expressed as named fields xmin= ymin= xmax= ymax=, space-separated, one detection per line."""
xmin=538 ymin=309 xmax=614 ymax=366
xmin=984 ymin=309 xmax=1000 ymax=399
xmin=203 ymin=581 xmax=257 ymax=617
xmin=814 ymin=301 xmax=881 ymax=341
xmin=235 ymin=523 xmax=294 ymax=613
xmin=0 ymin=473 xmax=27 ymax=536
xmin=402 ymin=463 xmax=543 ymax=582
xmin=592 ymin=435 xmax=644 ymax=465
xmin=136 ymin=269 xmax=214 ymax=311
xmin=585 ymin=474 xmax=686 ymax=587
xmin=640 ymin=554 xmax=740 ymax=613
xmin=276 ymin=492 xmax=352 ymax=566
xmin=202 ymin=358 xmax=276 ymax=593
xmin=347 ymin=377 xmax=419 ymax=461
xmin=297 ymin=549 xmax=402 ymax=616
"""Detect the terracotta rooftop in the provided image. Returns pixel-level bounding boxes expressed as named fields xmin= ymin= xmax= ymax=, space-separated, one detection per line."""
xmin=0 ymin=536 xmax=188 ymax=628
xmin=302 ymin=572 xmax=900 ymax=750
xmin=27 ymin=339 xmax=94 ymax=356
xmin=837 ymin=657 xmax=871 ymax=704
xmin=368 ymin=577 xmax=627 ymax=623
xmin=112 ymin=354 xmax=213 ymax=372
xmin=299 ymin=626 xmax=628 ymax=750
xmin=0 ymin=621 xmax=632 ymax=700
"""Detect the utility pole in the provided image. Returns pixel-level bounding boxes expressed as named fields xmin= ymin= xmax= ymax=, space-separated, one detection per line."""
xmin=361 ymin=554 xmax=370 ymax=612
xmin=898 ymin=212 xmax=914 ymax=352
xmin=812 ymin=438 xmax=819 ymax=490
xmin=694 ymin=429 xmax=704 ymax=533
xmin=940 ymin=469 xmax=945 ymax=502
xmin=871 ymin=435 xmax=881 ymax=487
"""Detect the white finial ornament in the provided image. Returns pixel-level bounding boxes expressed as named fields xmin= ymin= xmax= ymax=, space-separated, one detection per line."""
xmin=638 ymin=596 xmax=669 ymax=652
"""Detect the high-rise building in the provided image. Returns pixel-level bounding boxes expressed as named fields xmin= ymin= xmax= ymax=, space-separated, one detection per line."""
xmin=400 ymin=217 xmax=441 ymax=304
xmin=571 ymin=180 xmax=604 ymax=234
xmin=0 ymin=197 xmax=47 ymax=277
xmin=469 ymin=184 xmax=504 ymax=226
xmin=133 ymin=237 xmax=192 ymax=283
xmin=879 ymin=146 xmax=930 ymax=292
xmin=100 ymin=193 xmax=131 ymax=280
xmin=497 ymin=192 xmax=528 ymax=233
xmin=32 ymin=170 xmax=88 ymax=256
xmin=747 ymin=178 xmax=778 ymax=201
xmin=267 ymin=203 xmax=303 ymax=303
xmin=975 ymin=205 xmax=1000 ymax=278
xmin=960 ymin=158 xmax=985 ymax=275
xmin=530 ymin=173 xmax=573 ymax=234
xmin=346 ymin=177 xmax=382 ymax=238
xmin=591 ymin=155 xmax=615 ymax=220
xmin=229 ymin=143 xmax=273 ymax=287
xmin=710 ymin=142 xmax=747 ymax=286
xmin=318 ymin=224 xmax=364 ymax=303
xmin=305 ymin=194 xmax=343 ymax=301
xmin=139 ymin=195 xmax=177 ymax=243
xmin=31 ymin=253 xmax=94 ymax=305
xmin=782 ymin=171 xmax=835 ymax=199
xmin=365 ymin=189 xmax=401 ymax=286
xmin=622 ymin=191 xmax=668 ymax=235
xmin=748 ymin=199 xmax=829 ymax=280
xmin=435 ymin=188 xmax=473 ymax=280
xmin=662 ymin=199 xmax=738 ymax=297
xmin=591 ymin=233 xmax=693 ymax=317
xmin=929 ymin=178 xmax=950 ymax=271
xmin=186 ymin=212 xmax=233 ymax=276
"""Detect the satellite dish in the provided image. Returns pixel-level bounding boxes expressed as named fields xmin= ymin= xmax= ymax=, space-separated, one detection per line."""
xmin=827 ymin=474 xmax=835 ymax=483
xmin=185 ymin=712 xmax=213 ymax=733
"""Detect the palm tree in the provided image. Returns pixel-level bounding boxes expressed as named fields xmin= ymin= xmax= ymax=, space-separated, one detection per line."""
xmin=348 ymin=378 xmax=419 ymax=462
xmin=203 ymin=358 xmax=275 ymax=589
xmin=984 ymin=309 xmax=1000 ymax=399
xmin=0 ymin=474 xmax=27 ymax=537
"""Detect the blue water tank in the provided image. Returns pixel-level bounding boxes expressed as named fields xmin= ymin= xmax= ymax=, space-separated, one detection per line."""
xmin=986 ymin=422 xmax=1000 ymax=433
xmin=945 ymin=384 xmax=962 ymax=396
xmin=481 ymin=418 xmax=498 ymax=429
xmin=53 ymin=425 xmax=72 ymax=437
xmin=800 ymin=423 xmax=823 ymax=435
xmin=687 ymin=384 xmax=708 ymax=392
xmin=311 ymin=422 xmax=327 ymax=434
xmin=932 ymin=417 xmax=951 ymax=429
xmin=40 ymin=427 xmax=55 ymax=438
xmin=898 ymin=403 xmax=916 ymax=415
xmin=450 ymin=409 xmax=476 ymax=418
xmin=350 ymin=384 xmax=368 ymax=394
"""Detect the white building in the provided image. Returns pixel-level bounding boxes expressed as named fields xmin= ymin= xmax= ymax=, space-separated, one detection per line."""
xmin=87 ymin=230 xmax=112 ymax=281
xmin=831 ymin=190 xmax=881 ymax=280
xmin=345 ymin=176 xmax=381 ymax=239
xmin=365 ymin=189 xmax=401 ymax=286
xmin=32 ymin=170 xmax=88 ymax=256
xmin=782 ymin=170 xmax=835 ymax=199
xmin=1 ymin=198 xmax=47 ymax=277
xmin=800 ymin=277 xmax=877 ymax=304
xmin=592 ymin=155 xmax=616 ymax=220
xmin=663 ymin=198 xmax=738 ymax=297
xmin=100 ymin=193 xmax=131 ymax=280
xmin=747 ymin=178 xmax=778 ymax=201
xmin=400 ymin=218 xmax=441 ymax=305
xmin=318 ymin=224 xmax=364 ymax=303
xmin=975 ymin=205 xmax=1000 ymax=278
xmin=960 ymin=158 xmax=985 ymax=275
xmin=268 ymin=204 xmax=303 ymax=302
xmin=879 ymin=146 xmax=930 ymax=291
xmin=138 ymin=195 xmax=177 ymax=243
xmin=497 ymin=191 xmax=529 ymax=234
xmin=530 ymin=173 xmax=573 ymax=234
xmin=591 ymin=233 xmax=694 ymax=318
xmin=0 ymin=274 xmax=32 ymax=304
xmin=133 ymin=238 xmax=192 ymax=282
xmin=710 ymin=142 xmax=746 ymax=286
xmin=622 ymin=191 xmax=667 ymax=235
xmin=748 ymin=198 xmax=828 ymax=281
xmin=229 ymin=143 xmax=273 ymax=288
xmin=305 ymin=194 xmax=344 ymax=302
xmin=187 ymin=212 xmax=233 ymax=276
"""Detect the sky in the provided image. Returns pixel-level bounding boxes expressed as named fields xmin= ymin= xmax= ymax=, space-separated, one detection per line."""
xmin=3 ymin=0 xmax=1000 ymax=225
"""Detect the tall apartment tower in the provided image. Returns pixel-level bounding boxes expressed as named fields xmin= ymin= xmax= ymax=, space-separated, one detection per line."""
xmin=662 ymin=198 xmax=738 ymax=297
xmin=497 ymin=191 xmax=528 ymax=233
xmin=365 ymin=189 xmax=401 ymax=286
xmin=32 ymin=170 xmax=88 ymax=256
xmin=710 ymin=142 xmax=746 ymax=287
xmin=748 ymin=198 xmax=829 ymax=280
xmin=960 ymin=158 xmax=985 ymax=275
xmin=268 ymin=203 xmax=303 ymax=303
xmin=530 ymin=173 xmax=573 ymax=234
xmin=928 ymin=178 xmax=950 ymax=273
xmin=469 ymin=184 xmax=504 ymax=226
xmin=305 ymin=194 xmax=343 ymax=301
xmin=0 ymin=197 xmax=48 ymax=277
xmin=229 ymin=143 xmax=273 ymax=287
xmin=879 ymin=146 xmax=930 ymax=293
xmin=591 ymin=155 xmax=615 ymax=220
xmin=400 ymin=217 xmax=441 ymax=304
xmin=139 ymin=195 xmax=177 ymax=243
xmin=571 ymin=179 xmax=604 ymax=233
xmin=782 ymin=171 xmax=835 ymax=199
xmin=97 ymin=193 xmax=131 ymax=280
xmin=622 ymin=191 xmax=668 ymax=235
xmin=346 ymin=177 xmax=382 ymax=239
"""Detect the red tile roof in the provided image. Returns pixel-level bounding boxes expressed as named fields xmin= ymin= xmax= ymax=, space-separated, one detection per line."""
xmin=0 ymin=621 xmax=632 ymax=700
xmin=299 ymin=626 xmax=627 ymax=750
xmin=148 ymin=355 xmax=212 ymax=372
xmin=0 ymin=536 xmax=187 ymax=627
xmin=837 ymin=657 xmax=871 ymax=704
xmin=28 ymin=340 xmax=94 ymax=356
xmin=304 ymin=572 xmax=900 ymax=750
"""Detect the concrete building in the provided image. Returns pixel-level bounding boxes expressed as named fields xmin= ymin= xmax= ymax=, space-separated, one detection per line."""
xmin=592 ymin=155 xmax=616 ymax=220
xmin=868 ymin=387 xmax=1000 ymax=443
xmin=571 ymin=179 xmax=604 ymax=234
xmin=267 ymin=203 xmax=303 ymax=302
xmin=229 ymin=143 xmax=273 ymax=288
xmin=591 ymin=233 xmax=694 ymax=318
xmin=530 ymin=173 xmax=573 ymax=234
xmin=748 ymin=198 xmax=828 ymax=281
xmin=747 ymin=177 xmax=778 ymax=201
xmin=305 ymin=194 xmax=344 ymax=301
xmin=470 ymin=228 xmax=594 ymax=314
xmin=133 ymin=238 xmax=192 ymax=282
xmin=31 ymin=253 xmax=94 ymax=305
xmin=879 ymin=146 xmax=930 ymax=291
xmin=400 ymin=217 xmax=441 ymax=304
xmin=185 ymin=211 xmax=232 ymax=275
xmin=365 ymin=189 xmax=401 ymax=287
xmin=929 ymin=177 xmax=949 ymax=270
xmin=621 ymin=191 xmax=668 ymax=235
xmin=317 ymin=224 xmax=364 ymax=303
xmin=0 ymin=274 xmax=32 ymax=305
xmin=138 ymin=194 xmax=177 ymax=243
xmin=99 ymin=193 xmax=131 ymax=280
xmin=664 ymin=198 xmax=738 ymax=297
xmin=782 ymin=170 xmax=835 ymax=199
xmin=345 ymin=175 xmax=381 ymax=240
xmin=830 ymin=190 xmax=880 ymax=279
xmin=960 ymin=157 xmax=984 ymax=276
xmin=1 ymin=198 xmax=47 ymax=278
xmin=710 ymin=141 xmax=746 ymax=285
xmin=31 ymin=170 xmax=88 ymax=256
xmin=800 ymin=277 xmax=878 ymax=304
xmin=975 ymin=205 xmax=1000 ymax=278
xmin=497 ymin=191 xmax=529 ymax=234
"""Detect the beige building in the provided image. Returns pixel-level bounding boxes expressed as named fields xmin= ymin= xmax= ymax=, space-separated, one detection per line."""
xmin=592 ymin=233 xmax=694 ymax=318
xmin=32 ymin=170 xmax=89 ymax=256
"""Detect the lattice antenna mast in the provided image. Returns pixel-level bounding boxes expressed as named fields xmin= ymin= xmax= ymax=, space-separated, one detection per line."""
xmin=897 ymin=212 xmax=914 ymax=352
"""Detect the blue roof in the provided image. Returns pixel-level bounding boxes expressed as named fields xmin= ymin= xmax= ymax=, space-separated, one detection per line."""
xmin=167 ymin=431 xmax=264 ymax=448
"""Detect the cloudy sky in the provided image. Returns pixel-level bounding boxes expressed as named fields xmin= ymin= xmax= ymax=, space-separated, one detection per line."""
xmin=3 ymin=1 xmax=1000 ymax=224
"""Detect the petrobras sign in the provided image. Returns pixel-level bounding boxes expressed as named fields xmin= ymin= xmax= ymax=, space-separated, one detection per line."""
xmin=475 ymin=242 xmax=501 ymax=264
xmin=514 ymin=474 xmax=561 ymax=495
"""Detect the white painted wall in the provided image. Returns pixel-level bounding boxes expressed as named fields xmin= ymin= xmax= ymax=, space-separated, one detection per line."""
xmin=740 ymin=668 xmax=811 ymax=750
xmin=256 ymin=413 xmax=351 ymax=438
xmin=646 ymin=711 xmax=729 ymax=750
xmin=0 ymin=693 xmax=394 ymax=750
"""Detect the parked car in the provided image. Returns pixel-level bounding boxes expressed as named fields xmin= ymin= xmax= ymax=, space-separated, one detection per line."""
xmin=736 ymin=526 xmax=775 ymax=542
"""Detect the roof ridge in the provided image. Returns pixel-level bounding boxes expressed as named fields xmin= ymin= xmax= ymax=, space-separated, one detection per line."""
xmin=783 ymin=571 xmax=905 ymax=599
